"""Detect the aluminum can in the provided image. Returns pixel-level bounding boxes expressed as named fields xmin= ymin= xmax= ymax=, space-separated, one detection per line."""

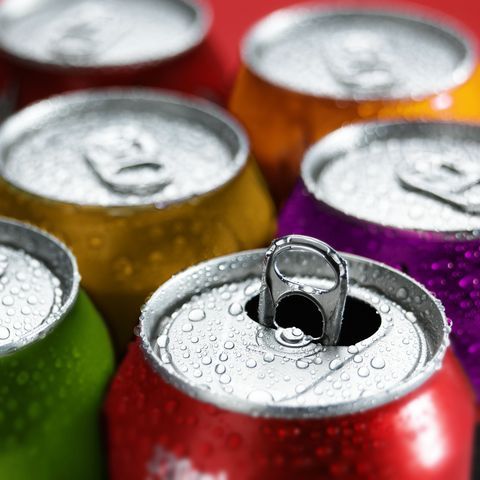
xmin=0 ymin=0 xmax=228 ymax=107
xmin=0 ymin=88 xmax=276 ymax=352
xmin=279 ymin=121 xmax=480 ymax=407
xmin=230 ymin=5 xmax=480 ymax=203
xmin=106 ymin=235 xmax=475 ymax=480
xmin=0 ymin=217 xmax=114 ymax=479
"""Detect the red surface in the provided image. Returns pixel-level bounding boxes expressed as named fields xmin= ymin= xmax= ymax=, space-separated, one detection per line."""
xmin=107 ymin=342 xmax=475 ymax=480
xmin=206 ymin=0 xmax=480 ymax=95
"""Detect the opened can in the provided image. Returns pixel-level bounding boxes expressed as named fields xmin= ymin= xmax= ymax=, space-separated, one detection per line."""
xmin=0 ymin=88 xmax=276 ymax=352
xmin=0 ymin=218 xmax=114 ymax=479
xmin=279 ymin=121 xmax=480 ymax=405
xmin=107 ymin=235 xmax=475 ymax=479
xmin=0 ymin=0 xmax=228 ymax=107
xmin=230 ymin=5 xmax=480 ymax=203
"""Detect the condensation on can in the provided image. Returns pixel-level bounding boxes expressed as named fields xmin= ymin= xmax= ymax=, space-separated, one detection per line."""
xmin=279 ymin=120 xmax=480 ymax=404
xmin=229 ymin=4 xmax=480 ymax=203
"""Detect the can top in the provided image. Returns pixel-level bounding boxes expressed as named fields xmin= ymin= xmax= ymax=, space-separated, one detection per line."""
xmin=0 ymin=0 xmax=209 ymax=71
xmin=303 ymin=121 xmax=480 ymax=238
xmin=242 ymin=5 xmax=475 ymax=101
xmin=141 ymin=235 xmax=448 ymax=418
xmin=0 ymin=89 xmax=248 ymax=208
xmin=0 ymin=218 xmax=79 ymax=355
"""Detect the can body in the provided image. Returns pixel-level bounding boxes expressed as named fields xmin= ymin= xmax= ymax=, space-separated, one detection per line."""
xmin=107 ymin=341 xmax=474 ymax=480
xmin=5 ymin=39 xmax=228 ymax=108
xmin=0 ymin=0 xmax=227 ymax=107
xmin=229 ymin=6 xmax=480 ymax=203
xmin=0 ymin=158 xmax=275 ymax=350
xmin=0 ymin=89 xmax=276 ymax=352
xmin=279 ymin=184 xmax=480 ymax=402
xmin=1 ymin=291 xmax=114 ymax=479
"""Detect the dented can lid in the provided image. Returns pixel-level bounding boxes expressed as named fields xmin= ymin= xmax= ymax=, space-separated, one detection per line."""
xmin=0 ymin=218 xmax=79 ymax=355
xmin=140 ymin=235 xmax=449 ymax=418
xmin=0 ymin=88 xmax=248 ymax=207
xmin=0 ymin=0 xmax=209 ymax=70
xmin=303 ymin=121 xmax=480 ymax=238
xmin=242 ymin=5 xmax=475 ymax=101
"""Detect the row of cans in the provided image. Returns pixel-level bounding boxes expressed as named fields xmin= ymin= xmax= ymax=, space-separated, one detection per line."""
xmin=0 ymin=0 xmax=479 ymax=479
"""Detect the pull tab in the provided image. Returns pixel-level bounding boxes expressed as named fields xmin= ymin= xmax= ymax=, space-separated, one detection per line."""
xmin=84 ymin=125 xmax=171 ymax=196
xmin=397 ymin=151 xmax=480 ymax=213
xmin=325 ymin=31 xmax=397 ymax=94
xmin=258 ymin=235 xmax=348 ymax=346
xmin=48 ymin=2 xmax=125 ymax=63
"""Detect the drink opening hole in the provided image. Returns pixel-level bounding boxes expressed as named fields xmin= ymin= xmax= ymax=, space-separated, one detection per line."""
xmin=245 ymin=295 xmax=381 ymax=345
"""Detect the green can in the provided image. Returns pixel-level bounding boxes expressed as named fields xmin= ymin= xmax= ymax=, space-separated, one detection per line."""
xmin=0 ymin=218 xmax=114 ymax=480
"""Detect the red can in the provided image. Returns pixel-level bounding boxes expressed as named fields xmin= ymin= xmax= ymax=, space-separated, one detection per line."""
xmin=106 ymin=235 xmax=475 ymax=480
xmin=0 ymin=0 xmax=227 ymax=107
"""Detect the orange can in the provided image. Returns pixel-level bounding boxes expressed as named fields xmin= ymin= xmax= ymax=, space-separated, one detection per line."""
xmin=230 ymin=5 xmax=480 ymax=203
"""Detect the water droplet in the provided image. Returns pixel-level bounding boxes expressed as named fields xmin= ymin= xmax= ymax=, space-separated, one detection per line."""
xmin=396 ymin=287 xmax=408 ymax=299
xmin=215 ymin=364 xmax=226 ymax=374
xmin=329 ymin=358 xmax=342 ymax=370
xmin=246 ymin=359 xmax=257 ymax=368
xmin=347 ymin=345 xmax=358 ymax=354
xmin=156 ymin=334 xmax=168 ymax=348
xmin=224 ymin=341 xmax=234 ymax=350
xmin=370 ymin=357 xmax=385 ymax=369
xmin=189 ymin=309 xmax=205 ymax=322
xmin=263 ymin=352 xmax=275 ymax=363
xmin=219 ymin=352 xmax=228 ymax=361
xmin=296 ymin=359 xmax=309 ymax=369
xmin=182 ymin=323 xmax=193 ymax=332
xmin=2 ymin=296 xmax=14 ymax=306
xmin=201 ymin=356 xmax=212 ymax=365
xmin=228 ymin=303 xmax=243 ymax=316
xmin=358 ymin=367 xmax=370 ymax=377
xmin=0 ymin=326 xmax=10 ymax=340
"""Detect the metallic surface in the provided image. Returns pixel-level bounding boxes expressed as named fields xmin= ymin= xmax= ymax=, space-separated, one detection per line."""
xmin=242 ymin=6 xmax=474 ymax=100
xmin=278 ymin=121 xmax=480 ymax=403
xmin=107 ymin=238 xmax=475 ymax=479
xmin=0 ymin=0 xmax=209 ymax=70
xmin=0 ymin=89 xmax=276 ymax=352
xmin=0 ymin=218 xmax=114 ymax=479
xmin=229 ymin=5 xmax=480 ymax=204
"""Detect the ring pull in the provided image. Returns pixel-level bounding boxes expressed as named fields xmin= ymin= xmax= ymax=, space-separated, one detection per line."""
xmin=397 ymin=151 xmax=480 ymax=214
xmin=258 ymin=235 xmax=348 ymax=346
xmin=84 ymin=124 xmax=172 ymax=196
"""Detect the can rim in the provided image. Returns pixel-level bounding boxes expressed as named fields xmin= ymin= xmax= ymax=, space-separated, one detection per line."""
xmin=240 ymin=3 xmax=476 ymax=102
xmin=0 ymin=87 xmax=249 ymax=209
xmin=302 ymin=119 xmax=480 ymax=239
xmin=139 ymin=248 xmax=449 ymax=419
xmin=0 ymin=217 xmax=80 ymax=356
xmin=0 ymin=0 xmax=211 ymax=73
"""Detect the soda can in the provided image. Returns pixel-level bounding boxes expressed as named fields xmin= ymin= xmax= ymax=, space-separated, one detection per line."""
xmin=279 ymin=121 xmax=480 ymax=406
xmin=230 ymin=5 xmax=480 ymax=203
xmin=0 ymin=88 xmax=276 ymax=352
xmin=0 ymin=0 xmax=227 ymax=107
xmin=106 ymin=235 xmax=475 ymax=480
xmin=0 ymin=217 xmax=114 ymax=479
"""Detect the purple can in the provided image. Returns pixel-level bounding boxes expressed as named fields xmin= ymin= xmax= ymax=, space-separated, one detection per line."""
xmin=279 ymin=121 xmax=480 ymax=403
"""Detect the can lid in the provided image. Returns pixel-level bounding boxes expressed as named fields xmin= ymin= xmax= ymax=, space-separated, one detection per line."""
xmin=0 ymin=0 xmax=209 ymax=71
xmin=0 ymin=218 xmax=79 ymax=355
xmin=303 ymin=121 xmax=480 ymax=238
xmin=0 ymin=88 xmax=248 ymax=207
xmin=141 ymin=235 xmax=449 ymax=418
xmin=242 ymin=5 xmax=475 ymax=101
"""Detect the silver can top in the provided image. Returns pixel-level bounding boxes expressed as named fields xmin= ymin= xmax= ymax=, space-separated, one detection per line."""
xmin=141 ymin=235 xmax=449 ymax=418
xmin=0 ymin=218 xmax=79 ymax=355
xmin=0 ymin=89 xmax=248 ymax=207
xmin=242 ymin=5 xmax=475 ymax=100
xmin=303 ymin=121 xmax=480 ymax=238
xmin=0 ymin=0 xmax=209 ymax=70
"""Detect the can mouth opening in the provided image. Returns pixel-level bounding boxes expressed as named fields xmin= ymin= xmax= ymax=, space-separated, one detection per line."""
xmin=245 ymin=293 xmax=381 ymax=346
